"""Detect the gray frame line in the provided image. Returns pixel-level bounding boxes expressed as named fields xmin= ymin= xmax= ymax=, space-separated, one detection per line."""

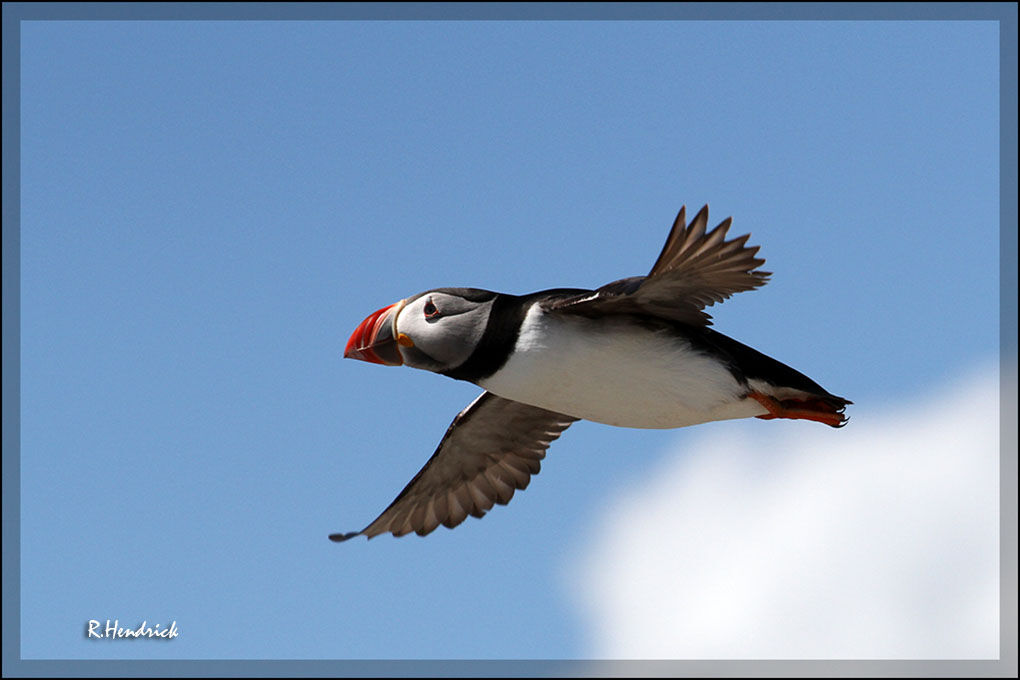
xmin=3 ymin=2 xmax=1016 ymax=677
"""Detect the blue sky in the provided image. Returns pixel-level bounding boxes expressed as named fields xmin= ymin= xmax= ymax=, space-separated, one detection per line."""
xmin=16 ymin=17 xmax=1003 ymax=662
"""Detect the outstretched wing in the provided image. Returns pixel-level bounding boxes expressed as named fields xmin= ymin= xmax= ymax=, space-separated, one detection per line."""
xmin=330 ymin=392 xmax=578 ymax=541
xmin=546 ymin=205 xmax=771 ymax=326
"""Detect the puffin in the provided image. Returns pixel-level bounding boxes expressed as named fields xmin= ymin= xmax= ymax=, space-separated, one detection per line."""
xmin=332 ymin=205 xmax=850 ymax=541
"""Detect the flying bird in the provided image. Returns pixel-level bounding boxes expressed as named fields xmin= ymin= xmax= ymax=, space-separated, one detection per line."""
xmin=332 ymin=205 xmax=849 ymax=541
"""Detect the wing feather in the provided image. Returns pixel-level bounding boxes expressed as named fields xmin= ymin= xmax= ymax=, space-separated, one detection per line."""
xmin=330 ymin=392 xmax=578 ymax=541
xmin=546 ymin=205 xmax=771 ymax=326
xmin=444 ymin=491 xmax=468 ymax=528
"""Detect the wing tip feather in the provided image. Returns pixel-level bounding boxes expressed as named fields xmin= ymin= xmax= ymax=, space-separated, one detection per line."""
xmin=328 ymin=530 xmax=364 ymax=542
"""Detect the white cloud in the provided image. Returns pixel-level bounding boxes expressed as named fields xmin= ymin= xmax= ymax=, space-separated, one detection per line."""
xmin=567 ymin=364 xmax=1001 ymax=659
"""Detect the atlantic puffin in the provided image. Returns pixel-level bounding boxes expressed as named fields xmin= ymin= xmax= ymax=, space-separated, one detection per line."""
xmin=332 ymin=205 xmax=850 ymax=541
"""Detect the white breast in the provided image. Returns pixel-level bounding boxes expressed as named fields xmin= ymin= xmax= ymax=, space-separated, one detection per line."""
xmin=478 ymin=305 xmax=767 ymax=429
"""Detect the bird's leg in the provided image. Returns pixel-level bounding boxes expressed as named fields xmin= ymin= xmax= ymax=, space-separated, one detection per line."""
xmin=748 ymin=391 xmax=847 ymax=428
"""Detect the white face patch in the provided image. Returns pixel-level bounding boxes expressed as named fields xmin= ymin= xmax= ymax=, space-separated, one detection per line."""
xmin=394 ymin=292 xmax=494 ymax=372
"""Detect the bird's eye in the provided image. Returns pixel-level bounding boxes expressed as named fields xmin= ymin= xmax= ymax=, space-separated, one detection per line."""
xmin=423 ymin=299 xmax=441 ymax=320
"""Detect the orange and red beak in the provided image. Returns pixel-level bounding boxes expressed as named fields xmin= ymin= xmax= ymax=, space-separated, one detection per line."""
xmin=344 ymin=301 xmax=405 ymax=366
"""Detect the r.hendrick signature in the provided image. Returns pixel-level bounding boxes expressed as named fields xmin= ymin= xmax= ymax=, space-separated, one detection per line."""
xmin=86 ymin=619 xmax=179 ymax=640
